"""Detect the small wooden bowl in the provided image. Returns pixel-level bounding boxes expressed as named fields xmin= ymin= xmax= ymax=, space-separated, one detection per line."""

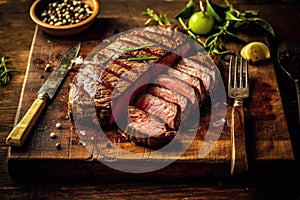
xmin=29 ymin=0 xmax=100 ymax=36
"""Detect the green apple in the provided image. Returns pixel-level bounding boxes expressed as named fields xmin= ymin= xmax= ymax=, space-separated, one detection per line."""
xmin=188 ymin=11 xmax=214 ymax=35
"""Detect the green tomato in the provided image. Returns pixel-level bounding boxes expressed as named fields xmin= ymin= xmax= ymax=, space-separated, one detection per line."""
xmin=188 ymin=11 xmax=214 ymax=35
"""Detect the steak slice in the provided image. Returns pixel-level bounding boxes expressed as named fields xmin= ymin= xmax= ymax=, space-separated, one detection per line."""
xmin=135 ymin=93 xmax=181 ymax=130
xmin=154 ymin=74 xmax=200 ymax=106
xmin=148 ymin=86 xmax=191 ymax=122
xmin=124 ymin=106 xmax=176 ymax=149
xmin=166 ymin=68 xmax=206 ymax=102
xmin=173 ymin=60 xmax=213 ymax=94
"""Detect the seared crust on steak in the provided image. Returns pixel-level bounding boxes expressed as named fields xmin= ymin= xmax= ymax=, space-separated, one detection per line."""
xmin=68 ymin=26 xmax=221 ymax=149
xmin=123 ymin=106 xmax=176 ymax=149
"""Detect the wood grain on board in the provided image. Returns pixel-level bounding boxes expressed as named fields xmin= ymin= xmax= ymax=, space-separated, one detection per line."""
xmin=7 ymin=18 xmax=294 ymax=179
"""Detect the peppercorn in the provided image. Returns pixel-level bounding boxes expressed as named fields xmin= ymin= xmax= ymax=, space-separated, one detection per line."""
xmin=50 ymin=132 xmax=57 ymax=139
xmin=56 ymin=122 xmax=62 ymax=129
xmin=55 ymin=142 xmax=62 ymax=150
xmin=44 ymin=63 xmax=53 ymax=72
xmin=39 ymin=0 xmax=93 ymax=26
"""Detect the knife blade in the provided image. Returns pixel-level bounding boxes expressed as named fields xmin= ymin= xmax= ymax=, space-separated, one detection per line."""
xmin=6 ymin=41 xmax=81 ymax=147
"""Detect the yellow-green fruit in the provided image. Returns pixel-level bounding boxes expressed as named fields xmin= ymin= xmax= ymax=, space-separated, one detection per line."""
xmin=188 ymin=12 xmax=214 ymax=35
xmin=240 ymin=42 xmax=271 ymax=63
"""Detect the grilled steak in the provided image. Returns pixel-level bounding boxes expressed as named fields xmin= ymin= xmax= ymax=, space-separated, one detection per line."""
xmin=123 ymin=106 xmax=176 ymax=149
xmin=153 ymin=74 xmax=200 ymax=106
xmin=148 ymin=86 xmax=191 ymax=122
xmin=93 ymin=26 xmax=189 ymax=127
xmin=175 ymin=55 xmax=220 ymax=93
xmin=166 ymin=68 xmax=206 ymax=102
xmin=135 ymin=93 xmax=181 ymax=130
xmin=69 ymin=26 xmax=221 ymax=149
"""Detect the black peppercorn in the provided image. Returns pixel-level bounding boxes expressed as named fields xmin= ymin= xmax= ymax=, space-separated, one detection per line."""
xmin=40 ymin=0 xmax=93 ymax=26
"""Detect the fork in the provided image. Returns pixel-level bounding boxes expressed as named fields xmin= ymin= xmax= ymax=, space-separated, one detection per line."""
xmin=228 ymin=56 xmax=249 ymax=175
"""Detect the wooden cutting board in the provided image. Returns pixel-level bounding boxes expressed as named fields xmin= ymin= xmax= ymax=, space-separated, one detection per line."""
xmin=7 ymin=18 xmax=294 ymax=179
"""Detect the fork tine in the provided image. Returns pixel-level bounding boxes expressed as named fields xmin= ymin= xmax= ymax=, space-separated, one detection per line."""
xmin=239 ymin=57 xmax=243 ymax=88
xmin=228 ymin=56 xmax=233 ymax=88
xmin=245 ymin=59 xmax=248 ymax=88
xmin=234 ymin=56 xmax=238 ymax=88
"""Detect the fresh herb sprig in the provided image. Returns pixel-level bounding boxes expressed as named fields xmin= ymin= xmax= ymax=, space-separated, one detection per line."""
xmin=142 ymin=8 xmax=171 ymax=26
xmin=203 ymin=0 xmax=275 ymax=54
xmin=0 ymin=57 xmax=16 ymax=86
xmin=127 ymin=56 xmax=158 ymax=61
xmin=122 ymin=43 xmax=156 ymax=51
xmin=100 ymin=43 xmax=158 ymax=65
xmin=143 ymin=0 xmax=275 ymax=55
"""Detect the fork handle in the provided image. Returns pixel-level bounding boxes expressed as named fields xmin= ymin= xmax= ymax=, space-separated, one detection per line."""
xmin=294 ymin=79 xmax=300 ymax=128
xmin=231 ymin=99 xmax=248 ymax=175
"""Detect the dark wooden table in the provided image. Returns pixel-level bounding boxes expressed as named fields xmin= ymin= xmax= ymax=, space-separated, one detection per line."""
xmin=1 ymin=0 xmax=300 ymax=199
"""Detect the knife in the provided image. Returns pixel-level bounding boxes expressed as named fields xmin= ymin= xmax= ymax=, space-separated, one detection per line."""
xmin=6 ymin=41 xmax=81 ymax=147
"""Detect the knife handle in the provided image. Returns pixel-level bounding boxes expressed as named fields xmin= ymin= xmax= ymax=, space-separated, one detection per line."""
xmin=6 ymin=94 xmax=48 ymax=147
xmin=230 ymin=99 xmax=248 ymax=175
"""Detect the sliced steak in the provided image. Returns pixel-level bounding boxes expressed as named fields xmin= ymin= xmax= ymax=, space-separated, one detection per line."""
xmin=135 ymin=93 xmax=181 ymax=130
xmin=95 ymin=27 xmax=189 ymax=127
xmin=124 ymin=106 xmax=176 ymax=149
xmin=69 ymin=26 xmax=220 ymax=149
xmin=166 ymin=68 xmax=206 ymax=102
xmin=178 ymin=55 xmax=219 ymax=92
xmin=173 ymin=60 xmax=213 ymax=94
xmin=153 ymin=74 xmax=200 ymax=106
xmin=109 ymin=51 xmax=182 ymax=126
xmin=148 ymin=86 xmax=191 ymax=122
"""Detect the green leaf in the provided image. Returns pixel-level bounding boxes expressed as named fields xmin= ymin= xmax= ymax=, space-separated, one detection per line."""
xmin=0 ymin=70 xmax=16 ymax=78
xmin=164 ymin=14 xmax=171 ymax=25
xmin=240 ymin=10 xmax=259 ymax=18
xmin=38 ymin=126 xmax=49 ymax=131
xmin=249 ymin=17 xmax=275 ymax=37
xmin=174 ymin=0 xmax=196 ymax=19
xmin=206 ymin=0 xmax=229 ymax=24
xmin=233 ymin=20 xmax=251 ymax=29
xmin=224 ymin=30 xmax=246 ymax=43
xmin=143 ymin=8 xmax=165 ymax=26
xmin=0 ymin=57 xmax=15 ymax=86
xmin=225 ymin=11 xmax=243 ymax=21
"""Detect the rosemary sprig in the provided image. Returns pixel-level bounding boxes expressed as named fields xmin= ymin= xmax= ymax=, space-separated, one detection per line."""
xmin=122 ymin=43 xmax=156 ymax=51
xmin=38 ymin=126 xmax=49 ymax=131
xmin=142 ymin=8 xmax=171 ymax=26
xmin=127 ymin=56 xmax=158 ymax=61
xmin=100 ymin=44 xmax=158 ymax=65
xmin=100 ymin=54 xmax=158 ymax=64
xmin=0 ymin=57 xmax=16 ymax=86
xmin=99 ymin=53 xmax=120 ymax=65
